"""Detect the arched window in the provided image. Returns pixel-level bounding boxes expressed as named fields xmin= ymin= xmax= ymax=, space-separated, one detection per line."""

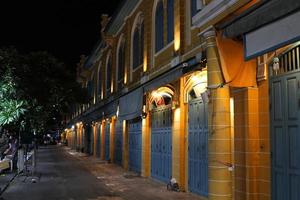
xmin=87 ymin=80 xmax=93 ymax=103
xmin=167 ymin=0 xmax=174 ymax=43
xmin=106 ymin=54 xmax=112 ymax=97
xmin=97 ymin=63 xmax=102 ymax=100
xmin=191 ymin=0 xmax=203 ymax=17
xmin=132 ymin=16 xmax=144 ymax=70
xmin=117 ymin=37 xmax=126 ymax=89
xmin=92 ymin=72 xmax=96 ymax=104
xmin=155 ymin=0 xmax=164 ymax=52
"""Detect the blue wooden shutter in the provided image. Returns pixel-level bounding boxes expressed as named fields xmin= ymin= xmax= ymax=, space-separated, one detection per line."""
xmin=87 ymin=80 xmax=92 ymax=100
xmin=106 ymin=56 xmax=112 ymax=96
xmin=92 ymin=73 xmax=96 ymax=101
xmin=191 ymin=0 xmax=197 ymax=17
xmin=133 ymin=28 xmax=139 ymax=69
xmin=167 ymin=0 xmax=174 ymax=43
xmin=139 ymin=22 xmax=144 ymax=66
xmin=98 ymin=67 xmax=102 ymax=97
xmin=118 ymin=41 xmax=125 ymax=81
xmin=155 ymin=1 xmax=164 ymax=52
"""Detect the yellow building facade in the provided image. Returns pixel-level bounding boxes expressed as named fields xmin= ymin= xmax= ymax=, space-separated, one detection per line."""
xmin=62 ymin=0 xmax=300 ymax=199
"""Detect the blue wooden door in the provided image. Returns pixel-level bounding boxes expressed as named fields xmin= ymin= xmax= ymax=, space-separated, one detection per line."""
xmin=81 ymin=128 xmax=85 ymax=152
xmin=188 ymin=98 xmax=208 ymax=196
xmin=271 ymin=71 xmax=300 ymax=200
xmin=105 ymin=122 xmax=110 ymax=161
xmin=90 ymin=125 xmax=94 ymax=155
xmin=128 ymin=119 xmax=142 ymax=173
xmin=114 ymin=120 xmax=123 ymax=165
xmin=96 ymin=124 xmax=101 ymax=158
xmin=151 ymin=105 xmax=172 ymax=183
xmin=86 ymin=125 xmax=92 ymax=155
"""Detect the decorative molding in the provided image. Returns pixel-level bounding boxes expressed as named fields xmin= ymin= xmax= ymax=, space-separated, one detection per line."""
xmin=192 ymin=0 xmax=250 ymax=29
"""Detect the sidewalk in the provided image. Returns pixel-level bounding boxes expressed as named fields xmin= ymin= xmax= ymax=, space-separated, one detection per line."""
xmin=0 ymin=171 xmax=17 ymax=195
xmin=66 ymin=147 xmax=204 ymax=200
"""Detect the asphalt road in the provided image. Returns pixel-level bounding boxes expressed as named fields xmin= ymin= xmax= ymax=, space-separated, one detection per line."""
xmin=1 ymin=146 xmax=116 ymax=200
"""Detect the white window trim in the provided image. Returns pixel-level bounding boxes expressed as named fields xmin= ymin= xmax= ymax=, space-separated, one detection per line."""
xmin=105 ymin=51 xmax=112 ymax=95
xmin=97 ymin=61 xmax=102 ymax=101
xmin=130 ymin=12 xmax=144 ymax=82
xmin=116 ymin=34 xmax=125 ymax=91
xmin=154 ymin=41 xmax=174 ymax=57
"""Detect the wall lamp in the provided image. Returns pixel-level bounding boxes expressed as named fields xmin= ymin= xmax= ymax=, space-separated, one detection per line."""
xmin=141 ymin=112 xmax=147 ymax=119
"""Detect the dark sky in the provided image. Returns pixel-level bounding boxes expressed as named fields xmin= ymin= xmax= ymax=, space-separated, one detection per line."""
xmin=0 ymin=0 xmax=121 ymax=68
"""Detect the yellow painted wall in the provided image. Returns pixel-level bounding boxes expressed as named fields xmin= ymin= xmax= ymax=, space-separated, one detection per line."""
xmin=93 ymin=125 xmax=97 ymax=157
xmin=110 ymin=118 xmax=115 ymax=162
xmin=231 ymin=82 xmax=270 ymax=200
xmin=101 ymin=121 xmax=105 ymax=160
xmin=122 ymin=120 xmax=129 ymax=170
xmin=141 ymin=113 xmax=151 ymax=177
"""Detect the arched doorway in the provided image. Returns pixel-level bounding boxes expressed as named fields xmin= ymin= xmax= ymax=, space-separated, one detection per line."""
xmin=150 ymin=86 xmax=174 ymax=183
xmin=185 ymin=70 xmax=208 ymax=196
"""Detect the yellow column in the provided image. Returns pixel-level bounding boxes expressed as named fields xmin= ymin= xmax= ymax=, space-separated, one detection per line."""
xmin=172 ymin=107 xmax=181 ymax=184
xmin=110 ymin=118 xmax=115 ymax=162
xmin=204 ymin=29 xmax=232 ymax=200
xmin=93 ymin=125 xmax=97 ymax=157
xmin=179 ymin=77 xmax=187 ymax=190
xmin=141 ymin=111 xmax=151 ymax=177
xmin=101 ymin=121 xmax=105 ymax=160
xmin=122 ymin=120 xmax=129 ymax=170
xmin=80 ymin=125 xmax=83 ymax=151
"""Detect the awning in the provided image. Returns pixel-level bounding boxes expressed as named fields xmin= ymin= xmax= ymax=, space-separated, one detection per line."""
xmin=102 ymin=100 xmax=118 ymax=118
xmin=118 ymin=87 xmax=143 ymax=120
xmin=144 ymin=67 xmax=182 ymax=92
xmin=244 ymin=10 xmax=300 ymax=59
xmin=223 ymin=0 xmax=300 ymax=38
xmin=216 ymin=34 xmax=257 ymax=87
xmin=144 ymin=57 xmax=202 ymax=92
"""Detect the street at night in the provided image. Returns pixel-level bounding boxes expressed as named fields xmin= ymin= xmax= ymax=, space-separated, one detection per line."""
xmin=1 ymin=146 xmax=201 ymax=200
xmin=1 ymin=0 xmax=300 ymax=200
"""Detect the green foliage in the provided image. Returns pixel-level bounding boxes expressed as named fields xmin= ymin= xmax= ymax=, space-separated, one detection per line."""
xmin=0 ymin=47 xmax=88 ymax=136
xmin=0 ymin=70 xmax=27 ymax=126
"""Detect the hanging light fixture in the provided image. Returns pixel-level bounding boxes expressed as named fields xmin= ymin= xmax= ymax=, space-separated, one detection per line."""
xmin=272 ymin=56 xmax=280 ymax=73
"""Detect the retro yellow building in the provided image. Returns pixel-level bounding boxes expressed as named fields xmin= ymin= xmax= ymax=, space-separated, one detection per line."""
xmin=64 ymin=0 xmax=300 ymax=199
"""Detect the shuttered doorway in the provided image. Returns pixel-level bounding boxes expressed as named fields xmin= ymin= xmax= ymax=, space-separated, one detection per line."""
xmin=151 ymin=105 xmax=172 ymax=183
xmin=188 ymin=97 xmax=208 ymax=196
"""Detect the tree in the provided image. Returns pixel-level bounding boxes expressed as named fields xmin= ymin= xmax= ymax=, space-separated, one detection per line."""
xmin=0 ymin=47 xmax=88 ymax=140
xmin=0 ymin=70 xmax=27 ymax=126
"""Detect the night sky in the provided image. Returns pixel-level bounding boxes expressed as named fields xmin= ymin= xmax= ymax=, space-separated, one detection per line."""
xmin=0 ymin=0 xmax=121 ymax=68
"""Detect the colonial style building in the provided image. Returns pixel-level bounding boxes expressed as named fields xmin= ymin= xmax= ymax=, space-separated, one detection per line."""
xmin=64 ymin=0 xmax=300 ymax=200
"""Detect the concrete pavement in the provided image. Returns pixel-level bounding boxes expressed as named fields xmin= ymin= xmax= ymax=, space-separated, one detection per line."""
xmin=1 ymin=146 xmax=203 ymax=200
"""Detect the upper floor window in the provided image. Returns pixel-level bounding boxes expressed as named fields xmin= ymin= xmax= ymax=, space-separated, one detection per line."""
xmin=191 ymin=0 xmax=203 ymax=17
xmin=132 ymin=15 xmax=144 ymax=70
xmin=97 ymin=63 xmax=102 ymax=100
xmin=117 ymin=37 xmax=126 ymax=89
xmin=167 ymin=0 xmax=174 ymax=43
xmin=87 ymin=80 xmax=93 ymax=103
xmin=155 ymin=0 xmax=164 ymax=52
xmin=92 ymin=72 xmax=96 ymax=104
xmin=106 ymin=54 xmax=112 ymax=97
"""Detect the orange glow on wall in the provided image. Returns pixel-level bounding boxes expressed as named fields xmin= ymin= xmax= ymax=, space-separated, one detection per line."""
xmin=143 ymin=55 xmax=147 ymax=72
xmin=174 ymin=30 xmax=180 ymax=52
xmin=174 ymin=108 xmax=180 ymax=122
xmin=111 ymin=80 xmax=114 ymax=93
xmin=124 ymin=71 xmax=127 ymax=84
